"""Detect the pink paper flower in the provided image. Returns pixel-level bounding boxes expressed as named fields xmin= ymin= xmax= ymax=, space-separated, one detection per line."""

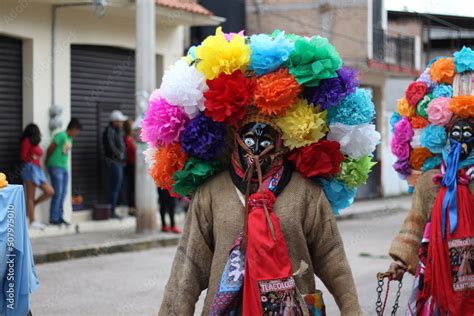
xmin=223 ymin=30 xmax=245 ymax=41
xmin=391 ymin=139 xmax=411 ymax=160
xmin=141 ymin=92 xmax=190 ymax=144
xmin=426 ymin=97 xmax=453 ymax=126
xmin=393 ymin=116 xmax=414 ymax=143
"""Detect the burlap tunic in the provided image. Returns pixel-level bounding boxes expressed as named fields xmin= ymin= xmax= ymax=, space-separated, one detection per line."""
xmin=389 ymin=169 xmax=474 ymax=274
xmin=159 ymin=171 xmax=362 ymax=315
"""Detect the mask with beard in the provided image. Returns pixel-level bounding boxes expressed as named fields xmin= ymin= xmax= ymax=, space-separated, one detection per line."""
xmin=449 ymin=119 xmax=474 ymax=161
xmin=238 ymin=122 xmax=277 ymax=177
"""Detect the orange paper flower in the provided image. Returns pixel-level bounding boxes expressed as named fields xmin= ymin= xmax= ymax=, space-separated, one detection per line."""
xmin=449 ymin=96 xmax=474 ymax=119
xmin=150 ymin=143 xmax=188 ymax=190
xmin=410 ymin=147 xmax=433 ymax=170
xmin=253 ymin=68 xmax=301 ymax=115
xmin=429 ymin=57 xmax=455 ymax=84
xmin=397 ymin=98 xmax=416 ymax=118
xmin=410 ymin=116 xmax=429 ymax=129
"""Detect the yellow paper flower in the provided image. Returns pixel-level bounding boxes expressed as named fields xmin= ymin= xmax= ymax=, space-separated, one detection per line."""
xmin=397 ymin=98 xmax=416 ymax=118
xmin=196 ymin=27 xmax=251 ymax=80
xmin=0 ymin=173 xmax=8 ymax=189
xmin=276 ymin=99 xmax=328 ymax=149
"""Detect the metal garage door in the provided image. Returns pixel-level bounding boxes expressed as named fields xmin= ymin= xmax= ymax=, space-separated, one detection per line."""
xmin=0 ymin=35 xmax=23 ymax=184
xmin=71 ymin=45 xmax=135 ymax=209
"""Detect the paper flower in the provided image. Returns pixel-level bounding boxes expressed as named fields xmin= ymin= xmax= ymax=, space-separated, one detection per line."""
xmin=249 ymin=32 xmax=293 ymax=76
xmin=421 ymin=155 xmax=442 ymax=172
xmin=405 ymin=81 xmax=428 ymax=107
xmin=253 ymin=68 xmax=301 ymax=115
xmin=390 ymin=112 xmax=401 ymax=132
xmin=416 ymin=94 xmax=433 ymax=118
xmin=316 ymin=178 xmax=357 ymax=215
xmin=204 ymin=70 xmax=255 ymax=126
xmin=223 ymin=30 xmax=245 ymax=41
xmin=196 ymin=27 xmax=251 ymax=80
xmin=172 ymin=157 xmax=220 ymax=196
xmin=393 ymin=159 xmax=411 ymax=178
xmin=453 ymin=46 xmax=474 ymax=73
xmin=449 ymin=96 xmax=474 ymax=119
xmin=391 ymin=141 xmax=411 ymax=160
xmin=396 ymin=98 xmax=416 ymax=118
xmin=327 ymin=123 xmax=380 ymax=159
xmin=410 ymin=116 xmax=429 ymax=129
xmin=159 ymin=59 xmax=208 ymax=117
xmin=150 ymin=144 xmax=188 ymax=190
xmin=143 ymin=147 xmax=157 ymax=169
xmin=276 ymin=99 xmax=328 ymax=149
xmin=288 ymin=140 xmax=343 ymax=178
xmin=286 ymin=36 xmax=342 ymax=87
xmin=409 ymin=147 xmax=433 ymax=170
xmin=327 ymin=88 xmax=375 ymax=125
xmin=432 ymin=84 xmax=453 ymax=98
xmin=141 ymin=94 xmax=190 ymax=144
xmin=416 ymin=68 xmax=434 ymax=90
xmin=336 ymin=155 xmax=377 ymax=188
xmin=393 ymin=116 xmax=414 ymax=143
xmin=426 ymin=97 xmax=453 ymax=126
xmin=429 ymin=57 xmax=455 ymax=84
xmin=410 ymin=129 xmax=423 ymax=148
xmin=180 ymin=114 xmax=226 ymax=160
xmin=420 ymin=124 xmax=447 ymax=154
xmin=304 ymin=67 xmax=359 ymax=110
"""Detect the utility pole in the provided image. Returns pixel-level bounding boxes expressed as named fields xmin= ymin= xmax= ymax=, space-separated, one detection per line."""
xmin=135 ymin=0 xmax=157 ymax=233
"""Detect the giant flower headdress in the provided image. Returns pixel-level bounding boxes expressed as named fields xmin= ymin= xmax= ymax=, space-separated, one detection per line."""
xmin=141 ymin=27 xmax=380 ymax=214
xmin=390 ymin=46 xmax=474 ymax=182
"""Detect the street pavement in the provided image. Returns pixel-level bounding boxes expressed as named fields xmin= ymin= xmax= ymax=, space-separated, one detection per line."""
xmin=31 ymin=210 xmax=414 ymax=315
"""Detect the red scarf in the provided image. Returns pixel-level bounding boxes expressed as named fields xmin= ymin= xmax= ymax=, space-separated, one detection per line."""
xmin=422 ymin=184 xmax=474 ymax=315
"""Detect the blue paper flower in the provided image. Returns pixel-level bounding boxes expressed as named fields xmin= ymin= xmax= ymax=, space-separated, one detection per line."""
xmin=315 ymin=178 xmax=357 ymax=215
xmin=249 ymin=32 xmax=294 ymax=76
xmin=390 ymin=112 xmax=401 ymax=133
xmin=432 ymin=84 xmax=453 ymax=98
xmin=181 ymin=113 xmax=226 ymax=160
xmin=421 ymin=155 xmax=442 ymax=172
xmin=453 ymin=46 xmax=474 ymax=73
xmin=420 ymin=124 xmax=447 ymax=154
xmin=327 ymin=88 xmax=375 ymax=125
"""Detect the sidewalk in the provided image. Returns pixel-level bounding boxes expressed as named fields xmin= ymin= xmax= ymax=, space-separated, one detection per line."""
xmin=31 ymin=195 xmax=412 ymax=264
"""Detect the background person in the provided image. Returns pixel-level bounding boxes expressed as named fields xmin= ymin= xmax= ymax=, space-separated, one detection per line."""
xmin=45 ymin=118 xmax=82 ymax=225
xmin=123 ymin=119 xmax=136 ymax=216
xmin=102 ymin=110 xmax=127 ymax=218
xmin=157 ymin=188 xmax=180 ymax=233
xmin=20 ymin=123 xmax=54 ymax=230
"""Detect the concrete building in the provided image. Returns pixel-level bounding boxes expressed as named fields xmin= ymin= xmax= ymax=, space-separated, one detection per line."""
xmin=0 ymin=0 xmax=220 ymax=223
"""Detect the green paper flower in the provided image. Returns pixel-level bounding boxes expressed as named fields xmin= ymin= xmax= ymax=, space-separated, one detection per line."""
xmin=271 ymin=29 xmax=303 ymax=42
xmin=286 ymin=36 xmax=342 ymax=87
xmin=172 ymin=157 xmax=220 ymax=197
xmin=416 ymin=93 xmax=433 ymax=118
xmin=336 ymin=155 xmax=377 ymax=188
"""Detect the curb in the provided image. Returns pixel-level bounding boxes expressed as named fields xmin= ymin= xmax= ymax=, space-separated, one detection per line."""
xmin=34 ymin=236 xmax=181 ymax=264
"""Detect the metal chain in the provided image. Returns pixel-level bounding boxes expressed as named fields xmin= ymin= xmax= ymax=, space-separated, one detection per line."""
xmin=391 ymin=280 xmax=403 ymax=315
xmin=375 ymin=278 xmax=385 ymax=315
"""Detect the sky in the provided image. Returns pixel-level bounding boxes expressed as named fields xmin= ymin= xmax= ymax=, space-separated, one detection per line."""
xmin=385 ymin=0 xmax=474 ymax=18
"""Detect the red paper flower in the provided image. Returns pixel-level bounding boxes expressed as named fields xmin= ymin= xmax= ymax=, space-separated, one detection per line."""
xmin=410 ymin=115 xmax=429 ymax=129
xmin=204 ymin=70 xmax=255 ymax=126
xmin=405 ymin=82 xmax=428 ymax=107
xmin=288 ymin=140 xmax=344 ymax=178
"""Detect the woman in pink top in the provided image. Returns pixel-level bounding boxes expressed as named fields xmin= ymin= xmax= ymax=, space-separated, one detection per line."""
xmin=20 ymin=123 xmax=54 ymax=229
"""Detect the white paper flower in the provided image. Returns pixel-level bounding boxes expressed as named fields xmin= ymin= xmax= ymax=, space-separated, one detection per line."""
xmin=159 ymin=59 xmax=208 ymax=118
xmin=410 ymin=129 xmax=423 ymax=148
xmin=143 ymin=147 xmax=156 ymax=169
xmin=327 ymin=123 xmax=381 ymax=158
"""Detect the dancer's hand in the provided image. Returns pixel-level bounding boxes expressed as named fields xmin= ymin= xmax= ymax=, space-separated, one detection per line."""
xmin=388 ymin=260 xmax=407 ymax=281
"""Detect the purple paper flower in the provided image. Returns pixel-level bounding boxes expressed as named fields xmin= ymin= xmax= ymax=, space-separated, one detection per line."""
xmin=393 ymin=159 xmax=411 ymax=178
xmin=393 ymin=116 xmax=414 ymax=143
xmin=303 ymin=67 xmax=359 ymax=110
xmin=181 ymin=114 xmax=226 ymax=160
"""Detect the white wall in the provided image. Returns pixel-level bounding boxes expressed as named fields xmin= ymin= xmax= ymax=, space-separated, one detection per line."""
xmin=0 ymin=0 xmax=184 ymax=223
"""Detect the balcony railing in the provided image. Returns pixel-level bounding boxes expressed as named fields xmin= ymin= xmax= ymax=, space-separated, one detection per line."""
xmin=373 ymin=28 xmax=416 ymax=69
